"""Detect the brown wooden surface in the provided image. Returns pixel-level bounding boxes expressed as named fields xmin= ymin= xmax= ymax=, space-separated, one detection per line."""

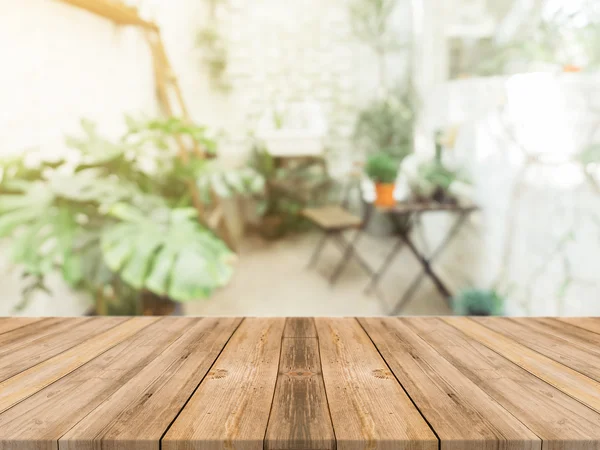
xmin=315 ymin=318 xmax=437 ymax=450
xmin=302 ymin=206 xmax=362 ymax=230
xmin=265 ymin=319 xmax=334 ymax=450
xmin=1 ymin=317 xmax=600 ymax=450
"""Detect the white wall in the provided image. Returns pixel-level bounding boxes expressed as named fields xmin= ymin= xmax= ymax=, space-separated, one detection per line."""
xmin=425 ymin=74 xmax=600 ymax=316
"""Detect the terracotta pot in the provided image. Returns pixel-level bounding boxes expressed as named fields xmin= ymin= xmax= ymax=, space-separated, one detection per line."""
xmin=259 ymin=214 xmax=286 ymax=240
xmin=374 ymin=183 xmax=396 ymax=208
xmin=563 ymin=64 xmax=582 ymax=73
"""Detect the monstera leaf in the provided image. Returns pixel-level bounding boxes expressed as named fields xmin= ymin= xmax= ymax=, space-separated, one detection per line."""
xmin=101 ymin=204 xmax=235 ymax=302
xmin=0 ymin=181 xmax=54 ymax=237
xmin=0 ymin=181 xmax=89 ymax=284
xmin=196 ymin=166 xmax=265 ymax=204
xmin=65 ymin=119 xmax=127 ymax=167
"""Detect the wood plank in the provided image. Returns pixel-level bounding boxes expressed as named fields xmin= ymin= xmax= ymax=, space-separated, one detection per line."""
xmin=0 ymin=318 xmax=70 ymax=348
xmin=0 ymin=318 xmax=44 ymax=336
xmin=407 ymin=317 xmax=600 ymax=450
xmin=475 ymin=317 xmax=600 ymax=383
xmin=444 ymin=317 xmax=600 ymax=414
xmin=0 ymin=317 xmax=127 ymax=382
xmin=0 ymin=317 xmax=158 ymax=414
xmin=315 ymin=318 xmax=437 ymax=450
xmin=517 ymin=318 xmax=600 ymax=349
xmin=0 ymin=317 xmax=196 ymax=450
xmin=265 ymin=318 xmax=334 ymax=450
xmin=162 ymin=318 xmax=285 ymax=450
xmin=283 ymin=317 xmax=317 ymax=338
xmin=359 ymin=317 xmax=540 ymax=450
xmin=59 ymin=317 xmax=242 ymax=450
xmin=556 ymin=317 xmax=600 ymax=336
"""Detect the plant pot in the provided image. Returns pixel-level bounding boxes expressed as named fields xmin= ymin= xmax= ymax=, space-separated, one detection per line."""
xmin=374 ymin=183 xmax=396 ymax=208
xmin=563 ymin=64 xmax=582 ymax=73
xmin=259 ymin=214 xmax=286 ymax=240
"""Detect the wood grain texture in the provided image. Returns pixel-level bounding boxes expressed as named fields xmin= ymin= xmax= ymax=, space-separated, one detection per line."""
xmin=0 ymin=317 xmax=44 ymax=335
xmin=0 ymin=317 xmax=127 ymax=382
xmin=0 ymin=317 xmax=157 ymax=415
xmin=302 ymin=206 xmax=361 ymax=230
xmin=315 ymin=318 xmax=437 ymax=450
xmin=59 ymin=317 xmax=241 ymax=450
xmin=359 ymin=317 xmax=540 ymax=450
xmin=556 ymin=317 xmax=600 ymax=336
xmin=409 ymin=317 xmax=600 ymax=450
xmin=475 ymin=317 xmax=600 ymax=383
xmin=283 ymin=317 xmax=317 ymax=338
xmin=162 ymin=318 xmax=286 ymax=450
xmin=0 ymin=318 xmax=69 ymax=349
xmin=0 ymin=317 xmax=192 ymax=450
xmin=444 ymin=317 xmax=600 ymax=414
xmin=1 ymin=317 xmax=600 ymax=450
xmin=265 ymin=318 xmax=334 ymax=450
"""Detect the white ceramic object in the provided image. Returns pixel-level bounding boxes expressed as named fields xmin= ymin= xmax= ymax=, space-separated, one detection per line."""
xmin=256 ymin=100 xmax=328 ymax=157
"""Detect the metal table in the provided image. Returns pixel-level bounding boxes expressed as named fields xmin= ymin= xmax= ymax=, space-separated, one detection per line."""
xmin=365 ymin=202 xmax=479 ymax=314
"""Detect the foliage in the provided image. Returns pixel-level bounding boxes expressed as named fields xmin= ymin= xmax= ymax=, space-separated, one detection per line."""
xmin=403 ymin=157 xmax=470 ymax=203
xmin=471 ymin=5 xmax=600 ymax=75
xmin=0 ymin=116 xmax=246 ymax=314
xmin=247 ymin=143 xmax=332 ymax=237
xmin=102 ymin=204 xmax=233 ymax=301
xmin=418 ymin=161 xmax=459 ymax=192
xmin=348 ymin=0 xmax=404 ymax=54
xmin=354 ymin=86 xmax=415 ymax=161
xmin=578 ymin=143 xmax=600 ymax=165
xmin=197 ymin=165 xmax=265 ymax=205
xmin=452 ymin=288 xmax=505 ymax=316
xmin=196 ymin=0 xmax=231 ymax=92
xmin=365 ymin=152 xmax=397 ymax=184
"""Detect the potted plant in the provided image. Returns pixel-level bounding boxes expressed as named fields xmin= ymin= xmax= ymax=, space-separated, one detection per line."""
xmin=452 ymin=288 xmax=505 ymax=316
xmin=246 ymin=143 xmax=332 ymax=239
xmin=0 ymin=116 xmax=253 ymax=315
xmin=365 ymin=152 xmax=398 ymax=207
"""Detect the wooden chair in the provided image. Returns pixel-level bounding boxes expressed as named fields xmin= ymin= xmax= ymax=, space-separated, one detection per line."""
xmin=302 ymin=173 xmax=374 ymax=284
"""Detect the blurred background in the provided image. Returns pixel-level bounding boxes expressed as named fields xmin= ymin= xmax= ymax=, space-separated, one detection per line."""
xmin=1 ymin=0 xmax=599 ymax=317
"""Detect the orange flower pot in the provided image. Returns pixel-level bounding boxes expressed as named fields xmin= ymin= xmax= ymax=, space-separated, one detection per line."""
xmin=563 ymin=64 xmax=582 ymax=73
xmin=374 ymin=183 xmax=396 ymax=208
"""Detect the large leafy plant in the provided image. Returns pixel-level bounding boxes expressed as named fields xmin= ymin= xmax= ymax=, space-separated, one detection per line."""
xmin=0 ymin=117 xmax=248 ymax=314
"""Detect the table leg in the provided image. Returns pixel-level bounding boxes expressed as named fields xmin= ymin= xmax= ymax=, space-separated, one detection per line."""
xmin=329 ymin=230 xmax=366 ymax=284
xmin=364 ymin=238 xmax=405 ymax=294
xmin=307 ymin=231 xmax=330 ymax=268
xmin=389 ymin=212 xmax=471 ymax=315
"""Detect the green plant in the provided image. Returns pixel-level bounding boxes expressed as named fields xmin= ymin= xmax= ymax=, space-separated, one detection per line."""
xmin=349 ymin=0 xmax=406 ymax=88
xmin=470 ymin=5 xmax=600 ymax=75
xmin=0 ymin=116 xmax=245 ymax=314
xmin=354 ymin=86 xmax=415 ymax=161
xmin=452 ymin=288 xmax=505 ymax=316
xmin=196 ymin=0 xmax=231 ymax=92
xmin=247 ymin=143 xmax=332 ymax=237
xmin=365 ymin=152 xmax=398 ymax=184
xmin=405 ymin=158 xmax=470 ymax=203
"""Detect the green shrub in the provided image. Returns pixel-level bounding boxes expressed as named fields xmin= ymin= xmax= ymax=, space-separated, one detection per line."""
xmin=365 ymin=152 xmax=398 ymax=184
xmin=452 ymin=288 xmax=504 ymax=316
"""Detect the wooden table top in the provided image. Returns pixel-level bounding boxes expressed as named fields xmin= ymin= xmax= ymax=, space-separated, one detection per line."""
xmin=383 ymin=201 xmax=479 ymax=214
xmin=1 ymin=317 xmax=600 ymax=450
